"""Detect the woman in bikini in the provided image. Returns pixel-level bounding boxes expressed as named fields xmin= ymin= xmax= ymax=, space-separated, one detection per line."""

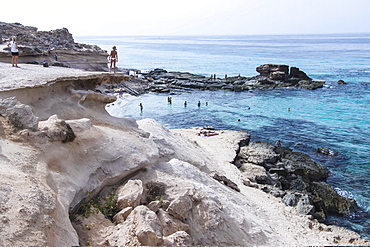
xmin=109 ymin=46 xmax=118 ymax=73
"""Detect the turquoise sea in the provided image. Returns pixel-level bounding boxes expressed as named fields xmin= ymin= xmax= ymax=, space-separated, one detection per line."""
xmin=76 ymin=34 xmax=370 ymax=238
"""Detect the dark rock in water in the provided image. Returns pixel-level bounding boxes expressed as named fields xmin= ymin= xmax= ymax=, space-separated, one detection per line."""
xmin=282 ymin=152 xmax=329 ymax=181
xmin=310 ymin=182 xmax=359 ymax=216
xmin=296 ymin=80 xmax=325 ymax=89
xmin=337 ymin=79 xmax=348 ymax=84
xmin=256 ymin=64 xmax=289 ymax=77
xmin=289 ymin=67 xmax=311 ymax=80
xmin=233 ymin=138 xmax=357 ymax=223
xmin=317 ymin=147 xmax=337 ymax=156
xmin=144 ymin=64 xmax=325 ymax=93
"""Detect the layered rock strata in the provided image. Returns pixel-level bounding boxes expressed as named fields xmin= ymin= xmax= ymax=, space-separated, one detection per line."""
xmin=0 ymin=22 xmax=108 ymax=71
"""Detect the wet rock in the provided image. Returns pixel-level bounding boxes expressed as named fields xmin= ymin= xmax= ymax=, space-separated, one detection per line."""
xmin=289 ymin=67 xmax=311 ymax=80
xmin=256 ymin=64 xmax=289 ymax=77
xmin=317 ymin=147 xmax=337 ymax=156
xmin=144 ymin=64 xmax=325 ymax=92
xmin=297 ymin=80 xmax=325 ymax=89
xmin=337 ymin=79 xmax=348 ymax=84
xmin=310 ymin=182 xmax=359 ymax=216
xmin=282 ymin=152 xmax=329 ymax=181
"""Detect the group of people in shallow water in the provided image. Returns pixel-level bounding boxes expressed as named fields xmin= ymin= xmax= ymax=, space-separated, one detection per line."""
xmin=139 ymin=98 xmax=210 ymax=112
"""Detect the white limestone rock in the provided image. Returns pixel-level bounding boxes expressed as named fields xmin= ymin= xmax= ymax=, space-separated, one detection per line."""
xmin=116 ymin=180 xmax=144 ymax=210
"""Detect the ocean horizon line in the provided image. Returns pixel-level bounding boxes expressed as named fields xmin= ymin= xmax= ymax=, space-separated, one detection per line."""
xmin=75 ymin=32 xmax=370 ymax=39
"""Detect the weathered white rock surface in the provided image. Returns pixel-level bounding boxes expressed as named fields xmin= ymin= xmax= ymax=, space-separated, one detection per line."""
xmin=0 ymin=65 xmax=368 ymax=247
xmin=116 ymin=179 xmax=144 ymax=210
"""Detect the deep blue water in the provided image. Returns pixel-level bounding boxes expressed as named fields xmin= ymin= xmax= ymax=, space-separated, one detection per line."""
xmin=76 ymin=34 xmax=370 ymax=238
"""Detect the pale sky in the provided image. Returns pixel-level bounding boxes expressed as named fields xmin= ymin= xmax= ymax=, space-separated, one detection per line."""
xmin=2 ymin=0 xmax=370 ymax=36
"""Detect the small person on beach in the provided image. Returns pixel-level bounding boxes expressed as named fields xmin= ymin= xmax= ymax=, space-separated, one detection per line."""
xmin=275 ymin=140 xmax=281 ymax=147
xmin=139 ymin=103 xmax=143 ymax=111
xmin=184 ymin=101 xmax=187 ymax=107
xmin=7 ymin=37 xmax=19 ymax=67
xmin=109 ymin=46 xmax=118 ymax=73
xmin=197 ymin=101 xmax=201 ymax=107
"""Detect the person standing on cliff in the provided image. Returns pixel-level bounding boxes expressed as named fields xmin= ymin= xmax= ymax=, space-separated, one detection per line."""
xmin=7 ymin=37 xmax=19 ymax=67
xmin=109 ymin=46 xmax=118 ymax=73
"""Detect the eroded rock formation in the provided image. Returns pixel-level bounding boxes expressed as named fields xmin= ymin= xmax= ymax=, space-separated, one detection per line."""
xmin=0 ymin=22 xmax=108 ymax=71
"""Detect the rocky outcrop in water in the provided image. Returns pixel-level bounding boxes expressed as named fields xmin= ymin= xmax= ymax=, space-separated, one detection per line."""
xmin=144 ymin=65 xmax=325 ymax=92
xmin=234 ymin=141 xmax=359 ymax=222
xmin=0 ymin=22 xmax=108 ymax=71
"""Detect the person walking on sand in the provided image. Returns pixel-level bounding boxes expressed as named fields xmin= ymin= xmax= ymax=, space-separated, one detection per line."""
xmin=7 ymin=37 xmax=19 ymax=67
xmin=109 ymin=46 xmax=118 ymax=73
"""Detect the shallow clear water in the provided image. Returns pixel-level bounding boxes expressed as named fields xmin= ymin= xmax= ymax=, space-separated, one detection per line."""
xmin=77 ymin=34 xmax=370 ymax=238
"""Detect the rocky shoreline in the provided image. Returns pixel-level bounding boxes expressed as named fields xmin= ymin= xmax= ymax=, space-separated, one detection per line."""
xmin=0 ymin=21 xmax=368 ymax=246
xmin=93 ymin=64 xmax=326 ymax=97
xmin=233 ymin=139 xmax=359 ymax=222
xmin=144 ymin=64 xmax=325 ymax=92
xmin=0 ymin=63 xmax=368 ymax=246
